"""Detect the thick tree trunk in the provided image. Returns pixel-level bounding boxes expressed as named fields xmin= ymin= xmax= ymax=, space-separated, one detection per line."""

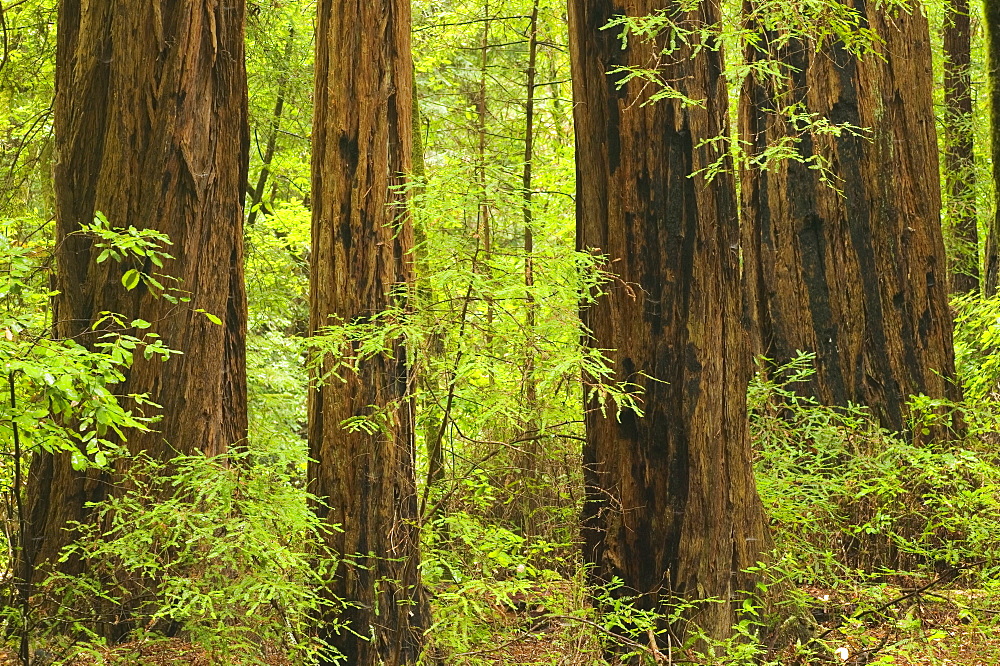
xmin=569 ymin=0 xmax=770 ymax=644
xmin=308 ymin=0 xmax=426 ymax=663
xmin=986 ymin=0 xmax=1000 ymax=296
xmin=25 ymin=0 xmax=249 ymax=580
xmin=739 ymin=0 xmax=961 ymax=434
xmin=944 ymin=0 xmax=978 ymax=293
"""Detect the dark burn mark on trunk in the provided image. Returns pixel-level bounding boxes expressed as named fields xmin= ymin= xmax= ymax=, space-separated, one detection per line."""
xmin=740 ymin=0 xmax=960 ymax=446
xmin=339 ymin=133 xmax=360 ymax=172
xmin=798 ymin=212 xmax=848 ymax=403
xmin=339 ymin=220 xmax=352 ymax=250
xmin=573 ymin=0 xmax=767 ymax=643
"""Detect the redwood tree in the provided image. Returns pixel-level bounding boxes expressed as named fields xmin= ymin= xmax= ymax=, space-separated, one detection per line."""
xmin=25 ymin=0 xmax=249 ymax=576
xmin=569 ymin=0 xmax=770 ymax=643
xmin=739 ymin=0 xmax=961 ymax=434
xmin=308 ymin=0 xmax=425 ymax=663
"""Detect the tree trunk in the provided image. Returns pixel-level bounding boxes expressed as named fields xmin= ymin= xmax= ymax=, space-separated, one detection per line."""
xmin=477 ymin=11 xmax=495 ymax=375
xmin=516 ymin=0 xmax=542 ymax=539
xmin=986 ymin=0 xmax=1000 ymax=296
xmin=309 ymin=0 xmax=426 ymax=663
xmin=739 ymin=0 xmax=962 ymax=435
xmin=569 ymin=0 xmax=770 ymax=644
xmin=25 ymin=0 xmax=249 ymax=580
xmin=944 ymin=0 xmax=978 ymax=293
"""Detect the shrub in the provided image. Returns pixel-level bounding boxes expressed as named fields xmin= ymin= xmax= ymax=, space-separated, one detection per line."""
xmin=39 ymin=446 xmax=341 ymax=665
xmin=751 ymin=353 xmax=1000 ymax=585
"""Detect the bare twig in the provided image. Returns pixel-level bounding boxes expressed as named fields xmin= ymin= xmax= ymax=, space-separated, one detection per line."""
xmin=547 ymin=615 xmax=683 ymax=662
xmin=449 ymin=618 xmax=549 ymax=657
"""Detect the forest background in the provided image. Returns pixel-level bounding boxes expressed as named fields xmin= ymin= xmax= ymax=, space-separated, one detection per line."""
xmin=3 ymin=0 xmax=1000 ymax=664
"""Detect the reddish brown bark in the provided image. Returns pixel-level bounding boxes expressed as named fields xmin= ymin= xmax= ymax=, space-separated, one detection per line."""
xmin=308 ymin=0 xmax=425 ymax=663
xmin=740 ymin=0 xmax=961 ymax=434
xmin=25 ymin=0 xmax=249 ymax=579
xmin=569 ymin=0 xmax=770 ymax=643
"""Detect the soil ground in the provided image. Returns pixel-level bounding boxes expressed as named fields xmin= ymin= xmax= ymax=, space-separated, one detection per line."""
xmin=2 ymin=586 xmax=998 ymax=665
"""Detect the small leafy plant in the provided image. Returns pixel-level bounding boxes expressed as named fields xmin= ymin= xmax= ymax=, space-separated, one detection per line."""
xmin=39 ymin=446 xmax=342 ymax=665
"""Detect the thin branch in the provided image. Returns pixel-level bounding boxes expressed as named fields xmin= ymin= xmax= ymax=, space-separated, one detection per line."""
xmin=414 ymin=15 xmax=530 ymax=33
xmin=817 ymin=564 xmax=979 ymax=640
xmin=0 ymin=0 xmax=10 ymax=77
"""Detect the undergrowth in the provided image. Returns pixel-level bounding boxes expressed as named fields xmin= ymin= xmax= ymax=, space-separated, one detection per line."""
xmin=35 ymin=446 xmax=340 ymax=665
xmin=420 ymin=343 xmax=1000 ymax=665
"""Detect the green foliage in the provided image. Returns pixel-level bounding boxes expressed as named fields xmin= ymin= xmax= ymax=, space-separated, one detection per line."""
xmin=588 ymin=578 xmax=788 ymax=666
xmin=953 ymin=292 xmax=1000 ymax=400
xmin=1 ymin=212 xmax=183 ymax=662
xmin=0 ymin=0 xmax=56 ymax=218
xmin=39 ymin=447 xmax=340 ymax=665
xmin=0 ymin=206 xmax=333 ymax=663
xmin=3 ymin=0 xmax=1000 ymax=664
xmin=244 ymin=1 xmax=314 ymax=213
xmin=605 ymin=0 xmax=878 ymax=191
xmin=422 ymin=508 xmax=589 ymax=664
xmin=84 ymin=212 xmax=191 ymax=307
xmin=926 ymin=0 xmax=992 ymax=282
xmin=752 ymin=352 xmax=1000 ymax=583
xmin=411 ymin=1 xmax=608 ymax=567
xmin=0 ymin=215 xmax=171 ymax=472
xmin=242 ymin=201 xmax=312 ymax=477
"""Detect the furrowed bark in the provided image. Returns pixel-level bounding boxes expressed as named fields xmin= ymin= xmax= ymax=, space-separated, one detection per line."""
xmin=309 ymin=0 xmax=426 ymax=662
xmin=25 ymin=0 xmax=249 ymax=582
xmin=739 ymin=0 xmax=961 ymax=435
xmin=569 ymin=0 xmax=770 ymax=644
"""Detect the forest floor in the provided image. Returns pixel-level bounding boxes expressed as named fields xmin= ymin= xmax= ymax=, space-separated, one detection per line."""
xmin=2 ymin=585 xmax=998 ymax=665
xmin=474 ymin=583 xmax=1000 ymax=666
xmin=802 ymin=587 xmax=1000 ymax=666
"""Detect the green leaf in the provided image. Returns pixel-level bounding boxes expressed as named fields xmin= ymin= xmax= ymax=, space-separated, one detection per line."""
xmin=70 ymin=451 xmax=87 ymax=471
xmin=196 ymin=309 xmax=223 ymax=326
xmin=122 ymin=269 xmax=141 ymax=291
